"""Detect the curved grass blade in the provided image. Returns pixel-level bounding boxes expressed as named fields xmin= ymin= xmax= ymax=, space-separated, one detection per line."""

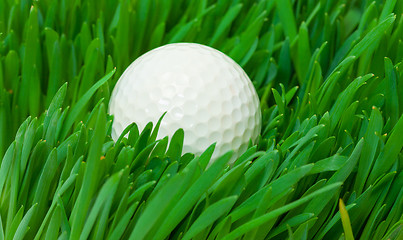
xmin=12 ymin=203 xmax=37 ymax=240
xmin=182 ymin=196 xmax=238 ymax=240
xmin=79 ymin=171 xmax=122 ymax=240
xmin=367 ymin=114 xmax=403 ymax=186
xmin=150 ymin=151 xmax=232 ymax=240
xmin=60 ymin=69 xmax=115 ymax=140
xmin=69 ymin=103 xmax=107 ymax=239
xmin=339 ymin=199 xmax=355 ymax=240
xmin=222 ymin=183 xmax=342 ymax=240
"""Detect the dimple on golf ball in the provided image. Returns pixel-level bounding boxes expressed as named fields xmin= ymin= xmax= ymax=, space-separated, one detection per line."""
xmin=109 ymin=43 xmax=261 ymax=163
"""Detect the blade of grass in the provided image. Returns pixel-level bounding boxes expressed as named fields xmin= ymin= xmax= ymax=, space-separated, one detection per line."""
xmin=339 ymin=199 xmax=355 ymax=240
xmin=79 ymin=171 xmax=122 ymax=240
xmin=60 ymin=69 xmax=115 ymax=140
xmin=275 ymin=0 xmax=297 ymax=41
xmin=222 ymin=183 xmax=342 ymax=240
xmin=182 ymin=196 xmax=238 ymax=240
xmin=69 ymin=103 xmax=107 ymax=239
xmin=12 ymin=204 xmax=38 ymax=240
xmin=367 ymin=114 xmax=403 ymax=186
xmin=147 ymin=151 xmax=233 ymax=240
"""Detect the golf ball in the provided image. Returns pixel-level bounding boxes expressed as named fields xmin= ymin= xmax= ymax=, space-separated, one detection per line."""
xmin=109 ymin=43 xmax=261 ymax=163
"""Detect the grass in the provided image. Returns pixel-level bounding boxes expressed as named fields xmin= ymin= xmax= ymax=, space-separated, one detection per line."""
xmin=0 ymin=0 xmax=402 ymax=239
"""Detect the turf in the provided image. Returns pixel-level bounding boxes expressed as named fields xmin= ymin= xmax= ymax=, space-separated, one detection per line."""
xmin=0 ymin=0 xmax=402 ymax=239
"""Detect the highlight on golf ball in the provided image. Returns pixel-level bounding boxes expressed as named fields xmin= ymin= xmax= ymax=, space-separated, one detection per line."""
xmin=109 ymin=43 xmax=261 ymax=162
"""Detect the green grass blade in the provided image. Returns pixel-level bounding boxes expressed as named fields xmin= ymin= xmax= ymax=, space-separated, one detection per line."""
xmin=182 ymin=196 xmax=238 ymax=240
xmin=12 ymin=204 xmax=37 ymax=240
xmin=384 ymin=57 xmax=399 ymax=125
xmin=69 ymin=104 xmax=107 ymax=239
xmin=209 ymin=3 xmax=243 ymax=46
xmin=128 ymin=168 xmax=191 ymax=239
xmin=44 ymin=204 xmax=62 ymax=240
xmin=339 ymin=199 xmax=355 ymax=240
xmin=106 ymin=202 xmax=138 ymax=240
xmin=222 ymin=183 xmax=342 ymax=240
xmin=147 ymin=151 xmax=233 ymax=240
xmin=79 ymin=171 xmax=122 ymax=240
xmin=275 ymin=0 xmax=297 ymax=41
xmin=367 ymin=114 xmax=403 ymax=186
xmin=304 ymin=139 xmax=364 ymax=216
xmin=60 ymin=69 xmax=115 ymax=140
xmin=354 ymin=106 xmax=383 ymax=194
xmin=349 ymin=14 xmax=396 ymax=58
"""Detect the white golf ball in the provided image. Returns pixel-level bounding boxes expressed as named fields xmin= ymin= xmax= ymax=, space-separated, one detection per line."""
xmin=109 ymin=43 xmax=261 ymax=163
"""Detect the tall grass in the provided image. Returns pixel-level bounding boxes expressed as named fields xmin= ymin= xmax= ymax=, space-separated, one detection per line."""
xmin=0 ymin=0 xmax=402 ymax=239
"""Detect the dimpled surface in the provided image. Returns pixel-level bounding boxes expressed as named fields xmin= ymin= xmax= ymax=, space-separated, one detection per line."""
xmin=109 ymin=43 xmax=261 ymax=163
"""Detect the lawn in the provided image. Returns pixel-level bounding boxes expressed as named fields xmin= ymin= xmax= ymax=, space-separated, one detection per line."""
xmin=0 ymin=0 xmax=402 ymax=239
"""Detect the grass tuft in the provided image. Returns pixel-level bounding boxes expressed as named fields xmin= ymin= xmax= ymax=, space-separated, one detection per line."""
xmin=0 ymin=0 xmax=402 ymax=239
